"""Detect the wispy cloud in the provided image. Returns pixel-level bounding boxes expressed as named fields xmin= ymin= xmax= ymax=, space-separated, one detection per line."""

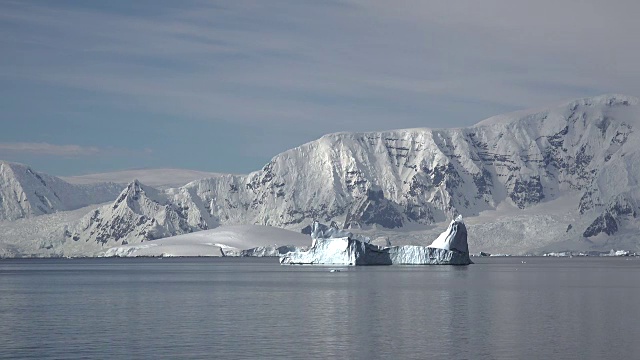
xmin=0 ymin=142 xmax=100 ymax=156
xmin=0 ymin=142 xmax=152 ymax=157
xmin=3 ymin=0 xmax=637 ymax=123
xmin=1 ymin=0 xmax=639 ymax=174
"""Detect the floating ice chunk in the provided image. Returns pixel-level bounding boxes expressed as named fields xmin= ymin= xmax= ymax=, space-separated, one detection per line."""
xmin=280 ymin=217 xmax=471 ymax=265
xmin=310 ymin=221 xmax=370 ymax=245
xmin=427 ymin=215 xmax=468 ymax=253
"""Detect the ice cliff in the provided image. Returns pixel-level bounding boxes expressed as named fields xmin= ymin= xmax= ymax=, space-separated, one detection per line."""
xmin=279 ymin=216 xmax=471 ymax=265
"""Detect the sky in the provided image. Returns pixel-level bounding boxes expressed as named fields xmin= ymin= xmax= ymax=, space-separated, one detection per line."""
xmin=1 ymin=0 xmax=639 ymax=176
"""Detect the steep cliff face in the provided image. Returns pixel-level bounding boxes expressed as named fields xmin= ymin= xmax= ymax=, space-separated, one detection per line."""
xmin=166 ymin=95 xmax=640 ymax=237
xmin=0 ymin=161 xmax=122 ymax=221
xmin=582 ymin=195 xmax=637 ymax=238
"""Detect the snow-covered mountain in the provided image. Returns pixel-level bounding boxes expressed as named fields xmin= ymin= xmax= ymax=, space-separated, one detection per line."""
xmin=165 ymin=94 xmax=640 ymax=235
xmin=66 ymin=180 xmax=207 ymax=246
xmin=0 ymin=161 xmax=122 ymax=221
xmin=2 ymin=94 xmax=640 ymax=256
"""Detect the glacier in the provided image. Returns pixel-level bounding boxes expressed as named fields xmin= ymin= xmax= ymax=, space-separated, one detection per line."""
xmin=279 ymin=216 xmax=472 ymax=265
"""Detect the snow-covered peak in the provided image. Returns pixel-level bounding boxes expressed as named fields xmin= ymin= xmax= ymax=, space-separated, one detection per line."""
xmin=476 ymin=94 xmax=639 ymax=127
xmin=116 ymin=179 xmax=166 ymax=205
xmin=68 ymin=180 xmax=203 ymax=246
xmin=106 ymin=180 xmax=177 ymax=222
xmin=0 ymin=160 xmax=24 ymax=171
xmin=1 ymin=160 xmax=52 ymax=188
xmin=0 ymin=160 xmax=122 ymax=221
xmin=567 ymin=94 xmax=639 ymax=107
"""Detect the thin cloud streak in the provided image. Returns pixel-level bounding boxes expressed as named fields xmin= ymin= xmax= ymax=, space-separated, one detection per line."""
xmin=3 ymin=0 xmax=637 ymax=122
xmin=1 ymin=0 xmax=639 ymax=174
xmin=0 ymin=142 xmax=153 ymax=157
xmin=0 ymin=142 xmax=101 ymax=156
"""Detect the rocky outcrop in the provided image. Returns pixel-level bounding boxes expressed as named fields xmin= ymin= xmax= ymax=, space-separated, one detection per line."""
xmin=343 ymin=188 xmax=404 ymax=229
xmin=67 ymin=180 xmax=204 ymax=247
xmin=583 ymin=196 xmax=637 ymax=238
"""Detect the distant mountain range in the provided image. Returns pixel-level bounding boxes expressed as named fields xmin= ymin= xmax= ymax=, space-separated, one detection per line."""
xmin=61 ymin=168 xmax=226 ymax=189
xmin=2 ymin=94 xmax=640 ymax=256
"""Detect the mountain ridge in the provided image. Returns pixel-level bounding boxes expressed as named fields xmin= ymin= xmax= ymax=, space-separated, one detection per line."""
xmin=2 ymin=94 xmax=640 ymax=256
xmin=61 ymin=168 xmax=231 ymax=189
xmin=0 ymin=161 xmax=122 ymax=221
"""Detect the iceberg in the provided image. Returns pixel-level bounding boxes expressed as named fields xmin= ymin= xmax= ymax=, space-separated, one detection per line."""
xmin=280 ymin=216 xmax=472 ymax=265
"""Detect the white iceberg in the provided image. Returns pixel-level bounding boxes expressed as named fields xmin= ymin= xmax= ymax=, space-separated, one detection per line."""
xmin=280 ymin=216 xmax=472 ymax=265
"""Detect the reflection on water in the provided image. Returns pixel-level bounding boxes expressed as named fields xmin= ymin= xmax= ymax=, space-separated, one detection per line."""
xmin=0 ymin=257 xmax=639 ymax=359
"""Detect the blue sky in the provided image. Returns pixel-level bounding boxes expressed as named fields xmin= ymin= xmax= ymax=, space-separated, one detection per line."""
xmin=1 ymin=0 xmax=639 ymax=176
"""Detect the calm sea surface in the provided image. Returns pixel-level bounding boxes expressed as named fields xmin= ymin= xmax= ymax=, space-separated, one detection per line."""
xmin=1 ymin=257 xmax=639 ymax=360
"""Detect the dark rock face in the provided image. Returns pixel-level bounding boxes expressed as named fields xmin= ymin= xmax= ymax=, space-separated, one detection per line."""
xmin=301 ymin=225 xmax=312 ymax=235
xmin=425 ymin=163 xmax=461 ymax=189
xmin=579 ymin=190 xmax=600 ymax=214
xmin=344 ymin=188 xmax=404 ymax=229
xmin=345 ymin=170 xmax=368 ymax=192
xmin=609 ymin=198 xmax=636 ymax=218
xmin=404 ymin=202 xmax=435 ymax=224
xmin=583 ymin=212 xmax=618 ymax=237
xmin=509 ymin=176 xmax=545 ymax=209
xmin=473 ymin=169 xmax=493 ymax=197
xmin=582 ymin=197 xmax=636 ymax=238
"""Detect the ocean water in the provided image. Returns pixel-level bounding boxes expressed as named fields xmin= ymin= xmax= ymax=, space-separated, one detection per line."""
xmin=0 ymin=257 xmax=639 ymax=360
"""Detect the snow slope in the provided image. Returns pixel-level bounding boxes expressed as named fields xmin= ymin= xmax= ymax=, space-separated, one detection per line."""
xmin=101 ymin=225 xmax=310 ymax=257
xmin=0 ymin=203 xmax=108 ymax=258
